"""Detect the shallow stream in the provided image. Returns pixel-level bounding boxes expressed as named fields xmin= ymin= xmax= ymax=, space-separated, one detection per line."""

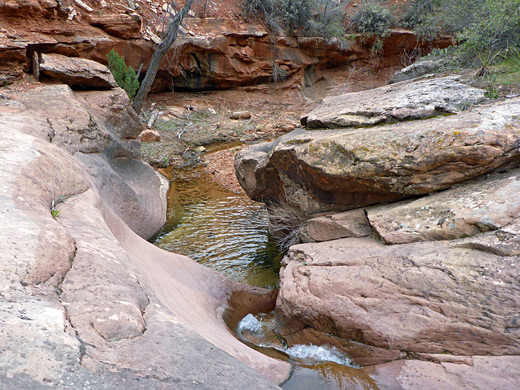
xmin=151 ymin=165 xmax=282 ymax=288
xmin=152 ymin=163 xmax=381 ymax=389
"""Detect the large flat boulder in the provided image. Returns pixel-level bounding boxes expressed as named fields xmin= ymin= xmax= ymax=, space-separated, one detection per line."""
xmin=38 ymin=53 xmax=117 ymax=89
xmin=276 ymin=226 xmax=520 ymax=357
xmin=236 ymin=97 xmax=520 ymax=215
xmin=302 ymin=75 xmax=485 ymax=128
xmin=367 ymin=169 xmax=520 ymax=244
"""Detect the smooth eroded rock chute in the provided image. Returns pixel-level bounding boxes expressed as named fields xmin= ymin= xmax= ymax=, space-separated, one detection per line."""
xmin=0 ymin=84 xmax=288 ymax=388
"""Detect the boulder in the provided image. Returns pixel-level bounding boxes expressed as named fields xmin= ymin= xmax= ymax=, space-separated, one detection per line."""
xmin=139 ymin=128 xmax=162 ymax=142
xmin=38 ymin=53 xmax=117 ymax=89
xmin=88 ymin=12 xmax=142 ymax=39
xmin=301 ymin=76 xmax=485 ymax=128
xmin=303 ymin=209 xmax=372 ymax=242
xmin=367 ymin=169 xmax=520 ymax=244
xmin=230 ymin=111 xmax=252 ymax=120
xmin=236 ymin=97 xmax=520 ymax=215
xmin=12 ymin=84 xmax=140 ymax=157
xmin=369 ymin=356 xmax=520 ymax=390
xmin=389 ymin=58 xmax=446 ymax=84
xmin=276 ymin=227 xmax=520 ymax=357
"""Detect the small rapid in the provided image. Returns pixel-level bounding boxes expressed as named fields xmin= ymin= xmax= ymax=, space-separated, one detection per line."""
xmin=239 ymin=313 xmax=357 ymax=367
xmin=152 ymin=161 xmax=380 ymax=389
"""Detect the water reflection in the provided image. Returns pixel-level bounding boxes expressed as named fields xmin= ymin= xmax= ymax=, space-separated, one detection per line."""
xmin=152 ymin=166 xmax=283 ymax=288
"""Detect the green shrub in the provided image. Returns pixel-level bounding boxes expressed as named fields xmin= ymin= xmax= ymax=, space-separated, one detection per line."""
xmin=506 ymin=47 xmax=520 ymax=73
xmin=242 ymin=0 xmax=346 ymax=38
xmin=401 ymin=0 xmax=520 ymax=67
xmin=351 ymin=0 xmax=393 ymax=37
xmin=107 ymin=49 xmax=140 ymax=98
xmin=456 ymin=0 xmax=520 ymax=66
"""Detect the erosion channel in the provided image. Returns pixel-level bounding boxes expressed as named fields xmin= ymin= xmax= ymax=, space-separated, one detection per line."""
xmin=151 ymin=152 xmax=380 ymax=390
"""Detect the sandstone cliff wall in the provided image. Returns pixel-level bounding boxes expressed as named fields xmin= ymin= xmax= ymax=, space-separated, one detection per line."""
xmin=0 ymin=0 xmax=450 ymax=91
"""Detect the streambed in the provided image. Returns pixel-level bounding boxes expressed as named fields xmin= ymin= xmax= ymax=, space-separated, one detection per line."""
xmin=152 ymin=165 xmax=282 ymax=288
xmin=152 ymin=161 xmax=381 ymax=389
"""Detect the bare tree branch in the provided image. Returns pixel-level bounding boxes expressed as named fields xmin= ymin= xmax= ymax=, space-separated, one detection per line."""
xmin=132 ymin=0 xmax=196 ymax=114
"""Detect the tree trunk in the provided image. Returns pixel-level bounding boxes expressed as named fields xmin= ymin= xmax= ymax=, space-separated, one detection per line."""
xmin=132 ymin=0 xmax=196 ymax=114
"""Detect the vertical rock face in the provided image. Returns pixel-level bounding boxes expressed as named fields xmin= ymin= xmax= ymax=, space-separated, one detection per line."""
xmin=0 ymin=84 xmax=288 ymax=388
xmin=0 ymin=0 xmax=451 ymax=91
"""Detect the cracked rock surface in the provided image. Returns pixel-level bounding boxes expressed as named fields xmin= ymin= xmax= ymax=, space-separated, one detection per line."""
xmin=235 ymin=76 xmax=520 ymax=388
xmin=302 ymin=75 xmax=486 ymax=128
xmin=236 ymin=94 xmax=520 ymax=215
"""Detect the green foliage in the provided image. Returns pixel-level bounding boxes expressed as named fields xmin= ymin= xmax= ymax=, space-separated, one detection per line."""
xmin=50 ymin=195 xmax=65 ymax=219
xmin=401 ymin=0 xmax=520 ymax=67
xmin=505 ymin=47 xmax=520 ymax=73
xmin=107 ymin=49 xmax=140 ymax=98
xmin=351 ymin=0 xmax=393 ymax=37
xmin=457 ymin=0 xmax=520 ymax=66
xmin=484 ymin=73 xmax=499 ymax=99
xmin=242 ymin=0 xmax=346 ymax=39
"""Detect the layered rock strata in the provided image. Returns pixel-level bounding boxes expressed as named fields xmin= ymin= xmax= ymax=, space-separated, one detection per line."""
xmin=0 ymin=0 xmax=450 ymax=91
xmin=236 ymin=75 xmax=520 ymax=388
xmin=236 ymin=78 xmax=519 ymax=215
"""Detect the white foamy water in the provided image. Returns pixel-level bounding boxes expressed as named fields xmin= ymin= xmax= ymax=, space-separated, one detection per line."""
xmin=285 ymin=344 xmax=356 ymax=367
xmin=238 ymin=313 xmax=263 ymax=333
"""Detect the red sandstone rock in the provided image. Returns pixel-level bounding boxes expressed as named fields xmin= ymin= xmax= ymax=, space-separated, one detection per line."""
xmin=0 ymin=84 xmax=288 ymax=388
xmin=38 ymin=53 xmax=117 ymax=89
xmin=87 ymin=12 xmax=142 ymax=39
xmin=139 ymin=128 xmax=161 ymax=142
xmin=236 ymin=91 xmax=520 ymax=215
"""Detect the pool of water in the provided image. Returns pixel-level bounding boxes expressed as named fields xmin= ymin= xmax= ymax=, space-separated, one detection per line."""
xmin=152 ymin=162 xmax=381 ymax=389
xmin=151 ymin=166 xmax=283 ymax=289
